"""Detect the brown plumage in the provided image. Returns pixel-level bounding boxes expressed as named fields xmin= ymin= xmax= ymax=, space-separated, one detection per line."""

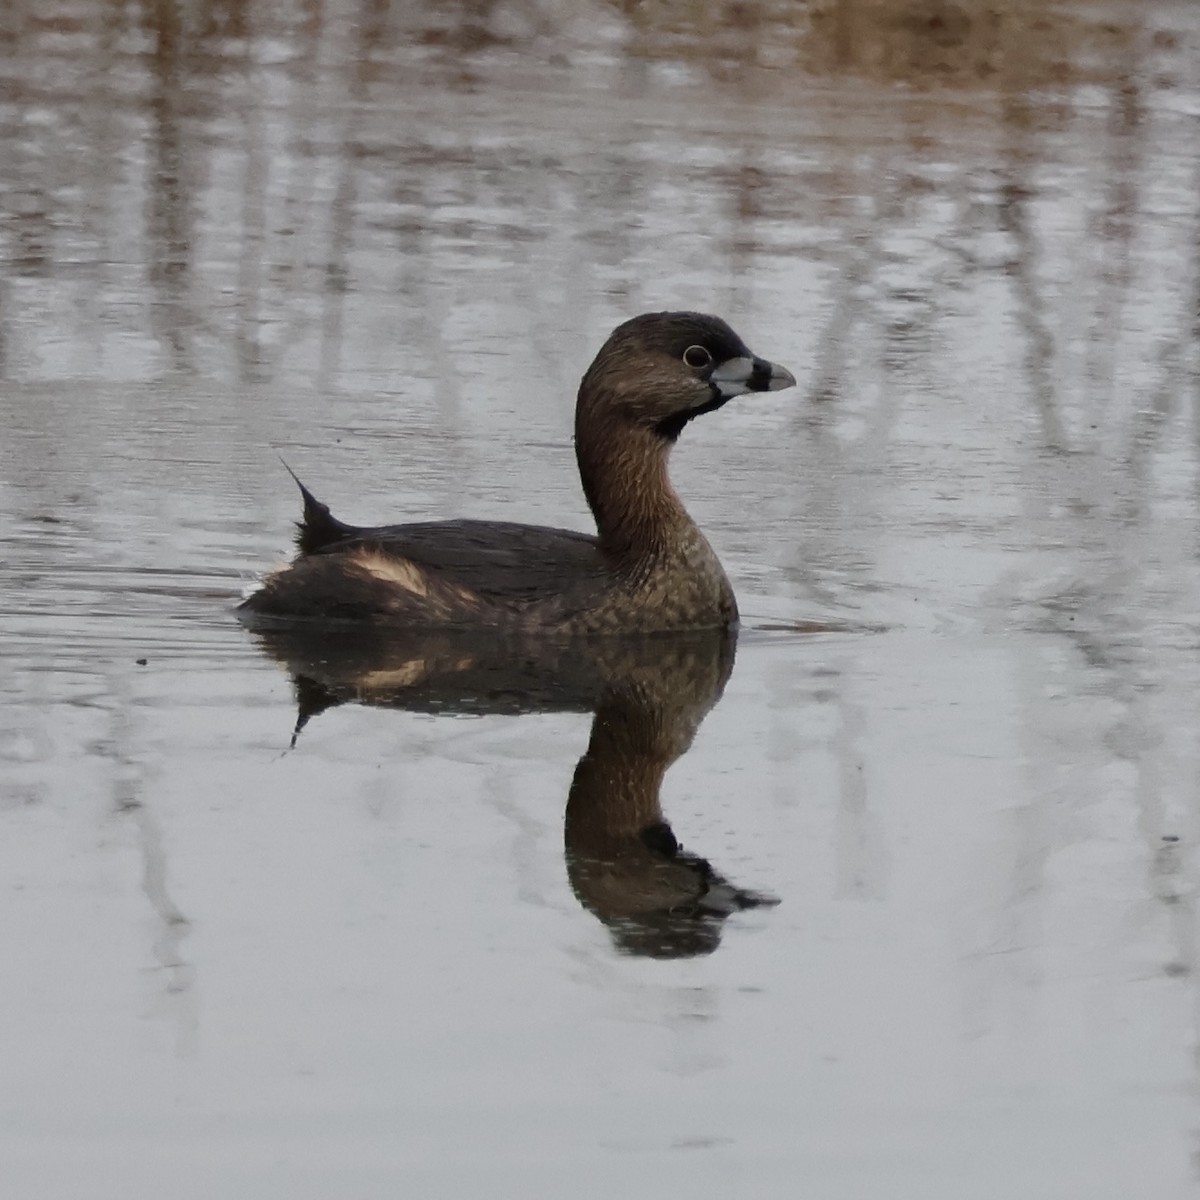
xmin=239 ymin=311 xmax=795 ymax=634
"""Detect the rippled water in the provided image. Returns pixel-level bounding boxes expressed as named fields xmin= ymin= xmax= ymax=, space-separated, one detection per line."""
xmin=4 ymin=2 xmax=1200 ymax=1197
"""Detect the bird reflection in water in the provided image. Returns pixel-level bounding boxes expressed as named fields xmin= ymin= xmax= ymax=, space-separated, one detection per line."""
xmin=250 ymin=624 xmax=778 ymax=958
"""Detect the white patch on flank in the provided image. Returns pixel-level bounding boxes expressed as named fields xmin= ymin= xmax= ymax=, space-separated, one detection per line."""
xmin=361 ymin=661 xmax=433 ymax=688
xmin=360 ymin=656 xmax=476 ymax=690
xmin=353 ymin=551 xmax=431 ymax=598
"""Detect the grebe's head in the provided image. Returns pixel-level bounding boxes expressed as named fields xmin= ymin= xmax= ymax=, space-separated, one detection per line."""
xmin=577 ymin=311 xmax=796 ymax=442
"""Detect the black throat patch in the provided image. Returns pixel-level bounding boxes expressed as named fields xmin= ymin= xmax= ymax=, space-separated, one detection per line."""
xmin=653 ymin=387 xmax=731 ymax=442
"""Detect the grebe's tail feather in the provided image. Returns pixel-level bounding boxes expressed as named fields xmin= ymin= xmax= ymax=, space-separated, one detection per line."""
xmin=280 ymin=458 xmax=358 ymax=556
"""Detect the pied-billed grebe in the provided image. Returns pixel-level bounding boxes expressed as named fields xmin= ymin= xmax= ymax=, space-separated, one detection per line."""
xmin=240 ymin=311 xmax=795 ymax=633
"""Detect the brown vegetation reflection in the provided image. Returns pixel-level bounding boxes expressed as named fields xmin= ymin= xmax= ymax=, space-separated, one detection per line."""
xmin=256 ymin=624 xmax=778 ymax=958
xmin=1 ymin=0 xmax=1192 ymax=412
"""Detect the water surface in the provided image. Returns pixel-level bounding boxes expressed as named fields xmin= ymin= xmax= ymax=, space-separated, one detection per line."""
xmin=3 ymin=2 xmax=1200 ymax=1197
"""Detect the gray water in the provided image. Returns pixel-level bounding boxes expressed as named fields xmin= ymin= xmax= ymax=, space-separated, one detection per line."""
xmin=4 ymin=2 xmax=1200 ymax=1196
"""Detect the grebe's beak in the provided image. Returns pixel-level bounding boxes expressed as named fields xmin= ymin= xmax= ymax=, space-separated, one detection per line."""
xmin=710 ymin=355 xmax=796 ymax=399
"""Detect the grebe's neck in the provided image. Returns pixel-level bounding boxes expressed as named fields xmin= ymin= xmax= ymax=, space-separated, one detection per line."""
xmin=575 ymin=414 xmax=696 ymax=568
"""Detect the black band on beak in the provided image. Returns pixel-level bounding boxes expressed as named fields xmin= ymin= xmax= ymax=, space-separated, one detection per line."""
xmin=709 ymin=355 xmax=797 ymax=400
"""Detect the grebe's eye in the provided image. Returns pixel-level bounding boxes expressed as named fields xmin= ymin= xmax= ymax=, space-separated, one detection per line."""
xmin=683 ymin=345 xmax=713 ymax=370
